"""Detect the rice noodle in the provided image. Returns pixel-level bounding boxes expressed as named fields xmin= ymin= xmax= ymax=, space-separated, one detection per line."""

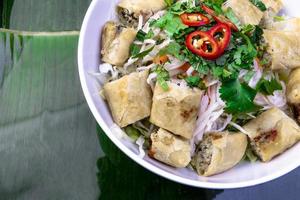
xmin=248 ymin=60 xmax=263 ymax=88
xmin=186 ymin=67 xmax=195 ymax=76
xmin=136 ymin=136 xmax=146 ymax=158
xmin=137 ymin=63 xmax=156 ymax=72
xmin=89 ymin=63 xmax=119 ymax=85
xmin=137 ymin=15 xmax=144 ymax=30
xmin=164 ymin=56 xmax=185 ymax=71
xmin=142 ymin=10 xmax=166 ymax=33
xmin=193 ymin=83 xmax=227 ymax=145
xmin=229 ymin=122 xmax=249 ymax=135
xmin=147 ymin=72 xmax=158 ymax=90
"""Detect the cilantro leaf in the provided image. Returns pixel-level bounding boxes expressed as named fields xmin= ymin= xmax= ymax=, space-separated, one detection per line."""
xmin=256 ymin=78 xmax=282 ymax=95
xmin=129 ymin=44 xmax=141 ymax=57
xmin=136 ymin=30 xmax=154 ymax=42
xmin=170 ymin=0 xmax=203 ymax=15
xmin=153 ymin=12 xmax=188 ymax=36
xmin=243 ymin=71 xmax=255 ymax=83
xmin=185 ymin=76 xmax=201 ymax=87
xmin=164 ymin=0 xmax=175 ymax=7
xmin=220 ymin=78 xmax=260 ymax=114
xmin=154 ymin=66 xmax=170 ymax=91
xmin=159 ymin=42 xmax=183 ymax=60
xmin=136 ymin=30 xmax=147 ymax=41
xmin=249 ymin=0 xmax=267 ymax=11
xmin=132 ymin=46 xmax=155 ymax=59
xmin=250 ymin=26 xmax=263 ymax=46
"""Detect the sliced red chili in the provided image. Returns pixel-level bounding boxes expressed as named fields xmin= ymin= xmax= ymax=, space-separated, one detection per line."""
xmin=180 ymin=13 xmax=210 ymax=27
xmin=186 ymin=31 xmax=220 ymax=60
xmin=209 ymin=23 xmax=231 ymax=56
xmin=201 ymin=5 xmax=238 ymax=31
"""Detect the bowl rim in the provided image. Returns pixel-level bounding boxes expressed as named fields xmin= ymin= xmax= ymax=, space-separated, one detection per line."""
xmin=77 ymin=0 xmax=300 ymax=189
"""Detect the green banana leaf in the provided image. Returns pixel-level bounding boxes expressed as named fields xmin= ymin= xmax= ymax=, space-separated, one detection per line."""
xmin=0 ymin=30 xmax=101 ymax=199
xmin=1 ymin=0 xmax=92 ymax=31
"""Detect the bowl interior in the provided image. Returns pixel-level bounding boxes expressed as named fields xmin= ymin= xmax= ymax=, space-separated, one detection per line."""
xmin=78 ymin=0 xmax=300 ymax=189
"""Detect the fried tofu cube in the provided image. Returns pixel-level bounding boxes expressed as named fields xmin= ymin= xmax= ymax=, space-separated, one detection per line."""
xmin=244 ymin=107 xmax=300 ymax=162
xmin=149 ymin=128 xmax=191 ymax=168
xmin=192 ymin=132 xmax=247 ymax=176
xmin=101 ymin=21 xmax=137 ymax=66
xmin=103 ymin=70 xmax=152 ymax=127
xmin=150 ymin=82 xmax=202 ymax=139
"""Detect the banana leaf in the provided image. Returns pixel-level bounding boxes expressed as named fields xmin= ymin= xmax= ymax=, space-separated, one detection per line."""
xmin=0 ymin=29 xmax=101 ymax=199
xmin=1 ymin=0 xmax=91 ymax=31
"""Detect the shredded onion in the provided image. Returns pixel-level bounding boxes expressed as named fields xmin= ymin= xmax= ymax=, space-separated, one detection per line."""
xmin=137 ymin=15 xmax=144 ymax=30
xmin=136 ymin=136 xmax=146 ymax=158
xmin=248 ymin=60 xmax=263 ymax=88
xmin=193 ymin=83 xmax=227 ymax=145
xmin=229 ymin=122 xmax=249 ymax=135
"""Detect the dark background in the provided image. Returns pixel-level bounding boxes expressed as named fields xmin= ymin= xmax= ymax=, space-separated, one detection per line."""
xmin=0 ymin=0 xmax=299 ymax=199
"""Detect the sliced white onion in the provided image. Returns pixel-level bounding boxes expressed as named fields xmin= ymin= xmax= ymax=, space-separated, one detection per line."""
xmin=229 ymin=122 xmax=249 ymax=135
xmin=248 ymin=60 xmax=263 ymax=88
xmin=137 ymin=15 xmax=144 ymax=30
xmin=147 ymin=72 xmax=157 ymax=90
xmin=136 ymin=136 xmax=146 ymax=158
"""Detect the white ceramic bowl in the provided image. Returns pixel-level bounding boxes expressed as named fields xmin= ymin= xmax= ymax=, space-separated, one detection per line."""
xmin=78 ymin=0 xmax=300 ymax=189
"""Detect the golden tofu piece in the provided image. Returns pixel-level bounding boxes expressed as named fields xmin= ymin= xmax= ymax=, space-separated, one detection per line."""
xmin=103 ymin=70 xmax=152 ymax=127
xmin=244 ymin=108 xmax=300 ymax=162
xmin=149 ymin=128 xmax=191 ymax=168
xmin=192 ymin=132 xmax=247 ymax=177
xmin=101 ymin=21 xmax=136 ymax=66
xmin=263 ymin=30 xmax=300 ymax=70
xmin=150 ymin=82 xmax=202 ymax=139
xmin=117 ymin=0 xmax=166 ymax=27
xmin=223 ymin=0 xmax=264 ymax=25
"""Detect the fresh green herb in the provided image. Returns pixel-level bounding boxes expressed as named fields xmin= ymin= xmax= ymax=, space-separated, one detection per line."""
xmin=241 ymin=25 xmax=263 ymax=46
xmin=250 ymin=26 xmax=263 ymax=46
xmin=132 ymin=120 xmax=151 ymax=138
xmin=124 ymin=126 xmax=141 ymax=141
xmin=136 ymin=30 xmax=147 ymax=41
xmin=173 ymin=27 xmax=197 ymax=44
xmin=249 ymin=0 xmax=267 ymax=11
xmin=164 ymin=0 xmax=175 ymax=7
xmin=181 ymin=47 xmax=211 ymax=75
xmin=145 ymin=30 xmax=155 ymax=39
xmin=224 ymin=7 xmax=242 ymax=30
xmin=132 ymin=46 xmax=155 ymax=59
xmin=153 ymin=12 xmax=188 ymax=36
xmin=159 ymin=42 xmax=183 ymax=60
xmin=155 ymin=66 xmax=170 ymax=91
xmin=243 ymin=145 xmax=258 ymax=162
xmin=256 ymin=78 xmax=282 ymax=95
xmin=185 ymin=76 xmax=201 ymax=87
xmin=170 ymin=0 xmax=203 ymax=15
xmin=129 ymin=44 xmax=141 ymax=57
xmin=260 ymin=58 xmax=270 ymax=66
xmin=273 ymin=15 xmax=285 ymax=22
xmin=136 ymin=30 xmax=155 ymax=42
xmin=220 ymin=78 xmax=261 ymax=114
xmin=203 ymin=0 xmax=224 ymax=14
xmin=243 ymin=71 xmax=255 ymax=83
xmin=241 ymin=24 xmax=256 ymax=34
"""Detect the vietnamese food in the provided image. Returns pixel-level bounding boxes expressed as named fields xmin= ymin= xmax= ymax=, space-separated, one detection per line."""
xmin=97 ymin=0 xmax=300 ymax=176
